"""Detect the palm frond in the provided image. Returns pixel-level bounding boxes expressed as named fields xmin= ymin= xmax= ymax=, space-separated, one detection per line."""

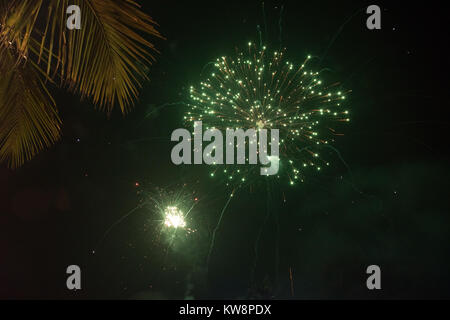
xmin=1 ymin=0 xmax=162 ymax=168
xmin=35 ymin=0 xmax=163 ymax=113
xmin=0 ymin=0 xmax=43 ymax=64
xmin=0 ymin=48 xmax=61 ymax=168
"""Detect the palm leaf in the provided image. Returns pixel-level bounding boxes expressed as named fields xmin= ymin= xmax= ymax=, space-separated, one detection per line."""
xmin=0 ymin=0 xmax=162 ymax=168
xmin=35 ymin=0 xmax=163 ymax=113
xmin=0 ymin=48 xmax=61 ymax=169
xmin=0 ymin=0 xmax=43 ymax=63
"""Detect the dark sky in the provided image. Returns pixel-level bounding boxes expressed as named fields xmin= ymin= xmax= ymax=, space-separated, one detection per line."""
xmin=1 ymin=0 xmax=449 ymax=299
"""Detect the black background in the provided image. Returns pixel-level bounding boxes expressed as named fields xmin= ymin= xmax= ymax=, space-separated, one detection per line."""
xmin=1 ymin=0 xmax=449 ymax=299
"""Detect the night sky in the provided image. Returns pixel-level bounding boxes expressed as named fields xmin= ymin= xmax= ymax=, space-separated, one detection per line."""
xmin=1 ymin=0 xmax=450 ymax=299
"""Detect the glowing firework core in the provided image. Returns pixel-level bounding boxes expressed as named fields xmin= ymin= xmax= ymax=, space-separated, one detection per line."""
xmin=164 ymin=206 xmax=186 ymax=229
xmin=256 ymin=120 xmax=266 ymax=129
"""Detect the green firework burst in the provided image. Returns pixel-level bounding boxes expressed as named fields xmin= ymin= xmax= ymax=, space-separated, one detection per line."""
xmin=185 ymin=42 xmax=350 ymax=187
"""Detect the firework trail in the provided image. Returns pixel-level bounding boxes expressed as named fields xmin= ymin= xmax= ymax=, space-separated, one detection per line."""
xmin=206 ymin=190 xmax=235 ymax=271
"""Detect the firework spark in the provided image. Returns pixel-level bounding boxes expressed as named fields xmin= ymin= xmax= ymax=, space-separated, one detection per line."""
xmin=146 ymin=186 xmax=199 ymax=238
xmin=91 ymin=185 xmax=197 ymax=254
